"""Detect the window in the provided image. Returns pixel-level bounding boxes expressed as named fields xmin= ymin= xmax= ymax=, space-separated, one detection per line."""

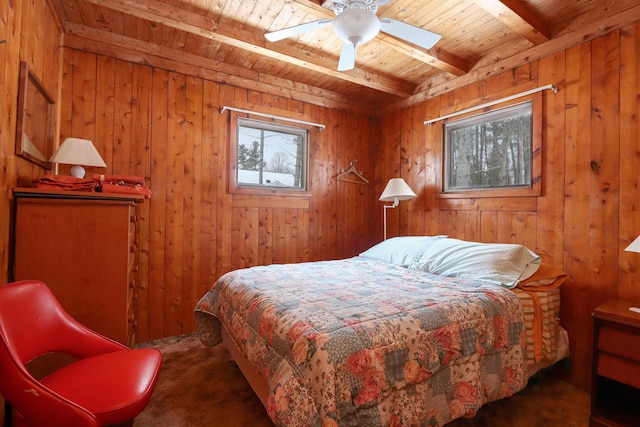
xmin=445 ymin=101 xmax=532 ymax=191
xmin=233 ymin=118 xmax=308 ymax=194
xmin=439 ymin=93 xmax=541 ymax=198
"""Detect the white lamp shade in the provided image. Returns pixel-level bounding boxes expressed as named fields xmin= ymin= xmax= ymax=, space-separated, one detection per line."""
xmin=379 ymin=178 xmax=417 ymax=202
xmin=49 ymin=138 xmax=107 ymax=178
xmin=626 ymin=235 xmax=640 ymax=253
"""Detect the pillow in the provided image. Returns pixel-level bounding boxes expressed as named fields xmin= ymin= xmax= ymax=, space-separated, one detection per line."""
xmin=517 ymin=262 xmax=567 ymax=289
xmin=359 ymin=236 xmax=447 ymax=267
xmin=410 ymin=238 xmax=541 ymax=288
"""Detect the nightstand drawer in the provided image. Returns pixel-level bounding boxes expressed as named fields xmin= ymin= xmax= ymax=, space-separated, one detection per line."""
xmin=592 ymin=300 xmax=640 ymax=426
xmin=598 ymin=352 xmax=640 ymax=389
xmin=598 ymin=324 xmax=640 ymax=362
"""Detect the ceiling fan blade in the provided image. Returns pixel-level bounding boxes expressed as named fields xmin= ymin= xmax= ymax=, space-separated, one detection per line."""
xmin=379 ymin=17 xmax=441 ymax=50
xmin=337 ymin=42 xmax=356 ymax=71
xmin=265 ymin=18 xmax=333 ymax=42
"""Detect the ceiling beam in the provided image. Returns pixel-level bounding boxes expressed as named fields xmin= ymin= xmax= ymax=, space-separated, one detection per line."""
xmin=62 ymin=23 xmax=377 ymax=114
xmin=378 ymin=36 xmax=468 ymax=77
xmin=289 ymin=0 xmax=468 ymax=76
xmin=473 ymin=0 xmax=550 ymax=44
xmin=81 ymin=0 xmax=415 ymax=97
xmin=383 ymin=0 xmax=640 ymax=113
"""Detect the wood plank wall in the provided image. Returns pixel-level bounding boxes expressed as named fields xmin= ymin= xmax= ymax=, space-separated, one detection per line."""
xmin=0 ymin=0 xmax=62 ymax=419
xmin=0 ymin=1 xmax=61 ymax=282
xmin=378 ymin=22 xmax=640 ymax=389
xmin=58 ymin=47 xmax=380 ymax=342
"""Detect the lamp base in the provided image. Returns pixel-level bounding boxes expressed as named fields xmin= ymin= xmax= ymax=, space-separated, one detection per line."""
xmin=69 ymin=165 xmax=86 ymax=179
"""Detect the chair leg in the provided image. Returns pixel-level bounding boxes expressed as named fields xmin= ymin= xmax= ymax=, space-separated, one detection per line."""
xmin=4 ymin=400 xmax=12 ymax=427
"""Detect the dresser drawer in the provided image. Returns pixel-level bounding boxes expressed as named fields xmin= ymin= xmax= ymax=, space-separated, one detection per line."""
xmin=598 ymin=324 xmax=640 ymax=362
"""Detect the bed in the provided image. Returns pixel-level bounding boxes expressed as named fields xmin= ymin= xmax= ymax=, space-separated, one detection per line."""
xmin=195 ymin=237 xmax=569 ymax=426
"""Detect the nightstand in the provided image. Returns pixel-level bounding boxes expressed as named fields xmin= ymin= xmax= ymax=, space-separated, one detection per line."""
xmin=591 ymin=300 xmax=640 ymax=426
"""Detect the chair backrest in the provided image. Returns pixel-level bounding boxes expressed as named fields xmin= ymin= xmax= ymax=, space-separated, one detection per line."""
xmin=0 ymin=280 xmax=99 ymax=426
xmin=0 ymin=280 xmax=80 ymax=364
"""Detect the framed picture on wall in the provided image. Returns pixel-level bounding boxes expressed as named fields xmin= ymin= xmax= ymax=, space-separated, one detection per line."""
xmin=15 ymin=61 xmax=55 ymax=169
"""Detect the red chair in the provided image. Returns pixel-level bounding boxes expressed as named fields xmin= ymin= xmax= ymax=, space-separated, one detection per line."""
xmin=0 ymin=280 xmax=162 ymax=426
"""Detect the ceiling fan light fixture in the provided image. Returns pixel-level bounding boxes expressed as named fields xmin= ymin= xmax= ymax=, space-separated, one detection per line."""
xmin=333 ymin=8 xmax=380 ymax=46
xmin=266 ymin=0 xmax=441 ymax=72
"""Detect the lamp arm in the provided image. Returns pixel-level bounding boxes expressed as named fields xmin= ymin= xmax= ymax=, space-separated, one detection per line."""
xmin=383 ymin=203 xmax=398 ymax=240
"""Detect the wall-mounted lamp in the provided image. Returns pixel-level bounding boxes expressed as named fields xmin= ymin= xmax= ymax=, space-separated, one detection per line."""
xmin=49 ymin=137 xmax=107 ymax=178
xmin=624 ymin=235 xmax=640 ymax=314
xmin=626 ymin=236 xmax=640 ymax=254
xmin=379 ymin=177 xmax=416 ymax=240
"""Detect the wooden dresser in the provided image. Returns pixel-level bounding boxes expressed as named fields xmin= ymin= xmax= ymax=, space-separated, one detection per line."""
xmin=591 ymin=300 xmax=640 ymax=426
xmin=10 ymin=188 xmax=143 ymax=348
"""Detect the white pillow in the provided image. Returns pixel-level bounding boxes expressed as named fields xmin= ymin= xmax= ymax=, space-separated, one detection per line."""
xmin=410 ymin=238 xmax=541 ymax=288
xmin=359 ymin=236 xmax=446 ymax=267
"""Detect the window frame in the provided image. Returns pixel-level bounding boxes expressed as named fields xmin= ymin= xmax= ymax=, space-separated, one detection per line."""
xmin=229 ymin=113 xmax=311 ymax=197
xmin=436 ymin=92 xmax=542 ymax=199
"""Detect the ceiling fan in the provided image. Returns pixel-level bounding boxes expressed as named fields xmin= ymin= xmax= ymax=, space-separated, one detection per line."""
xmin=264 ymin=0 xmax=441 ymax=72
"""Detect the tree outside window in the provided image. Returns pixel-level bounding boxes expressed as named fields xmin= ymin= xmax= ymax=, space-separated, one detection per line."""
xmin=444 ymin=102 xmax=533 ymax=192
xmin=236 ymin=118 xmax=307 ymax=190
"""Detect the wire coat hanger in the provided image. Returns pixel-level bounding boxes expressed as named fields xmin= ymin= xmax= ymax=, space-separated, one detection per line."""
xmin=337 ymin=160 xmax=369 ymax=184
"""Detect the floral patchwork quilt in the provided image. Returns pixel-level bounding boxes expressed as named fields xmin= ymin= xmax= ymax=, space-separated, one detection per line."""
xmin=195 ymin=257 xmax=527 ymax=426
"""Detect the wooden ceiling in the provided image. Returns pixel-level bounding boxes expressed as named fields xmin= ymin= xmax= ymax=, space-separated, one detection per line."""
xmin=51 ymin=0 xmax=635 ymax=112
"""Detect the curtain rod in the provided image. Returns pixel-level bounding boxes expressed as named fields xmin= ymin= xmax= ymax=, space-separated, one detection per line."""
xmin=220 ymin=106 xmax=325 ymax=131
xmin=424 ymin=84 xmax=558 ymax=126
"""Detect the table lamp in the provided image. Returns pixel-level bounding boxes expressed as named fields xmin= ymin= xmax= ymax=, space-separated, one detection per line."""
xmin=49 ymin=138 xmax=107 ymax=178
